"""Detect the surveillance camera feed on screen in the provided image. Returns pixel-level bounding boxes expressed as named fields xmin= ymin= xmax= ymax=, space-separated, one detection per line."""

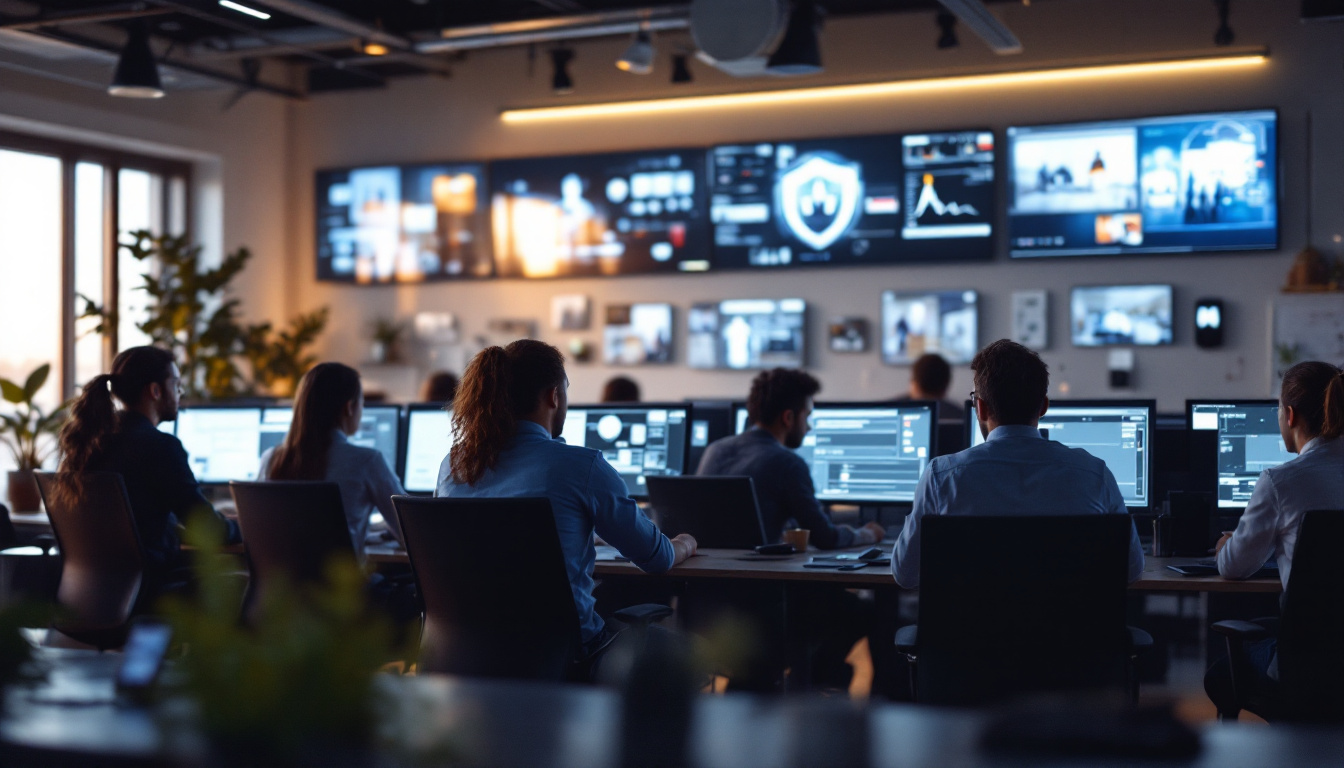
xmin=687 ymin=299 xmax=806 ymax=369
xmin=1007 ymin=110 xmax=1277 ymax=257
xmin=800 ymin=404 xmax=936 ymax=503
xmin=316 ymin=163 xmax=491 ymax=283
xmin=603 ymin=303 xmax=673 ymax=365
xmin=561 ymin=406 xmax=689 ymax=496
xmin=1190 ymin=402 xmax=1295 ymax=508
xmin=1070 ymin=285 xmax=1173 ymax=346
xmin=881 ymin=290 xmax=978 ymax=365
xmin=490 ymin=150 xmax=710 ymax=278
xmin=709 ymin=131 xmax=994 ymax=268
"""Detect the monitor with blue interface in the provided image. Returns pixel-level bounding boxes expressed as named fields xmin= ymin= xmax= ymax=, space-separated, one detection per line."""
xmin=735 ymin=402 xmax=937 ymax=504
xmin=403 ymin=405 xmax=453 ymax=494
xmin=1007 ymin=110 xmax=1278 ymax=258
xmin=881 ymin=290 xmax=979 ymax=364
xmin=968 ymin=400 xmax=1153 ymax=509
xmin=174 ymin=406 xmax=266 ymax=484
xmin=261 ymin=405 xmax=401 ymax=475
xmin=560 ymin=405 xmax=690 ymax=497
xmin=1187 ymin=400 xmax=1293 ymax=508
xmin=709 ymin=130 xmax=994 ymax=269
xmin=687 ymin=298 xmax=806 ymax=369
xmin=1070 ymin=284 xmax=1173 ymax=346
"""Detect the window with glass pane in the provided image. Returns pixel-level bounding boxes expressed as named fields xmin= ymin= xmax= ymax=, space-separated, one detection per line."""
xmin=74 ymin=162 xmax=106 ymax=389
xmin=117 ymin=167 xmax=165 ymax=352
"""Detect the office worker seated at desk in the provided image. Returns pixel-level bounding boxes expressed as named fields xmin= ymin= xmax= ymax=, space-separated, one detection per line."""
xmin=437 ymin=340 xmax=697 ymax=663
xmin=600 ymin=375 xmax=640 ymax=404
xmin=907 ymin=352 xmax=964 ymax=423
xmin=1205 ymin=361 xmax=1344 ymax=716
xmin=697 ymin=367 xmax=885 ymax=549
xmin=258 ymin=363 xmax=405 ymax=559
xmin=892 ymin=340 xmax=1145 ymax=589
xmin=55 ymin=346 xmax=240 ymax=600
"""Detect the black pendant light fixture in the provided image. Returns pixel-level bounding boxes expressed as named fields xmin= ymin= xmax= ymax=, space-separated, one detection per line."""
xmin=109 ymin=23 xmax=164 ymax=99
xmin=767 ymin=0 xmax=823 ymax=75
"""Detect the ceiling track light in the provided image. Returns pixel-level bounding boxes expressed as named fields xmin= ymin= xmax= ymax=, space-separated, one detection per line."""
xmin=671 ymin=52 xmax=693 ymax=84
xmin=616 ymin=27 xmax=654 ymax=74
xmin=1214 ymin=0 xmax=1235 ymax=46
xmin=109 ymin=22 xmax=164 ymax=98
xmin=767 ymin=0 xmax=823 ymax=75
xmin=218 ymin=1 xmax=272 ymax=21
xmin=550 ymin=48 xmax=575 ymax=95
xmin=937 ymin=12 xmax=959 ymax=49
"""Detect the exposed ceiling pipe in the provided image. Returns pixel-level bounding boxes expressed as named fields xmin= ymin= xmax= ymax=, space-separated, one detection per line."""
xmin=418 ymin=5 xmax=690 ymax=54
xmin=244 ymin=0 xmax=412 ymax=50
xmin=0 ymin=5 xmax=174 ymax=31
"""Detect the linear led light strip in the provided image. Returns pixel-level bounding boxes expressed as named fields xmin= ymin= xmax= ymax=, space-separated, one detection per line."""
xmin=501 ymin=53 xmax=1267 ymax=123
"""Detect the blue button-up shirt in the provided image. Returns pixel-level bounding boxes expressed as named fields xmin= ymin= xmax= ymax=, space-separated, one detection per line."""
xmin=892 ymin=424 xmax=1145 ymax=588
xmin=436 ymin=420 xmax=676 ymax=643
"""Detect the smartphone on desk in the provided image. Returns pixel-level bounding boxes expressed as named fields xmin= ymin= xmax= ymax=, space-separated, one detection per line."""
xmin=117 ymin=619 xmax=173 ymax=703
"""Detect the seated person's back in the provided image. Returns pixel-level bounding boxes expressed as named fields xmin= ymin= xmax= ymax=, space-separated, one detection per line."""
xmin=892 ymin=340 xmax=1144 ymax=588
xmin=698 ymin=368 xmax=884 ymax=550
xmin=908 ymin=352 xmax=965 ymax=422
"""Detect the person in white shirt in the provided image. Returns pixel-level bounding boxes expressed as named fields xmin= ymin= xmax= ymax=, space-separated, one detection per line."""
xmin=1205 ymin=361 xmax=1344 ymax=718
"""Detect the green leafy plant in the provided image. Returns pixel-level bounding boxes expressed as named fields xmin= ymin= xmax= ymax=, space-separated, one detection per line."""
xmin=0 ymin=364 xmax=69 ymax=471
xmin=369 ymin=317 xmax=408 ymax=364
xmin=243 ymin=307 xmax=332 ymax=398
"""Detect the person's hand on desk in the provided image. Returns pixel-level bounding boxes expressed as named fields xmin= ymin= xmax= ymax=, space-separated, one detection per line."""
xmin=1214 ymin=531 xmax=1235 ymax=556
xmin=671 ymin=533 xmax=698 ymax=564
xmin=850 ymin=521 xmax=886 ymax=546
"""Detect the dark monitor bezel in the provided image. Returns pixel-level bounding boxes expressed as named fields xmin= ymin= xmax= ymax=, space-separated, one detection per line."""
xmin=563 ymin=402 xmax=695 ymax=499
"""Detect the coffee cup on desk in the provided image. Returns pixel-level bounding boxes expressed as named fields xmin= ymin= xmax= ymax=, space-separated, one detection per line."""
xmin=782 ymin=528 xmax=810 ymax=553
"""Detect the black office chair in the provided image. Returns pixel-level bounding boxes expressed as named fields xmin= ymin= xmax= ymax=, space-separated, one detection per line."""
xmin=896 ymin=514 xmax=1149 ymax=707
xmin=229 ymin=481 xmax=358 ymax=623
xmin=1211 ymin=509 xmax=1344 ymax=723
xmin=0 ymin=502 xmax=61 ymax=606
xmin=392 ymin=495 xmax=670 ymax=681
xmin=33 ymin=472 xmax=145 ymax=650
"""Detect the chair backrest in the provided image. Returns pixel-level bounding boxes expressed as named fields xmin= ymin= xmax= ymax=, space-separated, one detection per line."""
xmin=392 ymin=495 xmax=581 ymax=680
xmin=647 ymin=476 xmax=768 ymax=549
xmin=1276 ymin=509 xmax=1344 ymax=723
xmin=34 ymin=472 xmax=144 ymax=648
xmin=917 ymin=514 xmax=1133 ymax=706
xmin=229 ymin=481 xmax=356 ymax=619
xmin=0 ymin=502 xmax=18 ymax=550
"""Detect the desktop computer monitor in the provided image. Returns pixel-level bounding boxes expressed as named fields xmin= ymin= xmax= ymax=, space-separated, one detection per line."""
xmin=560 ymin=404 xmax=691 ymax=497
xmin=685 ymin=400 xmax=736 ymax=475
xmin=174 ymin=406 xmax=266 ymax=484
xmin=260 ymin=405 xmax=402 ymax=475
xmin=403 ymin=404 xmax=453 ymax=494
xmin=1186 ymin=399 xmax=1292 ymax=508
xmin=733 ymin=401 xmax=937 ymax=504
xmin=967 ymin=399 xmax=1154 ymax=509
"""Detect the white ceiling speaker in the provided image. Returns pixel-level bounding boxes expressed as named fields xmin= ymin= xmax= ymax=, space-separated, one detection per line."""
xmin=690 ymin=0 xmax=790 ymax=77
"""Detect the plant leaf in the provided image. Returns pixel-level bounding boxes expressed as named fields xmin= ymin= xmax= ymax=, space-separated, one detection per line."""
xmin=22 ymin=364 xmax=50 ymax=400
xmin=0 ymin=379 xmax=23 ymax=404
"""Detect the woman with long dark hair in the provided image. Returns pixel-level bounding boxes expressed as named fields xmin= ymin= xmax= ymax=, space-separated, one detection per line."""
xmin=438 ymin=340 xmax=697 ymax=662
xmin=57 ymin=346 xmax=239 ymax=587
xmin=1206 ymin=360 xmax=1344 ymax=717
xmin=259 ymin=363 xmax=405 ymax=557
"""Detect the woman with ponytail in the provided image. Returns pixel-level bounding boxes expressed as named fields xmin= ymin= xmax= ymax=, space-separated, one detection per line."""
xmin=259 ymin=363 xmax=405 ymax=559
xmin=438 ymin=340 xmax=697 ymax=663
xmin=1206 ymin=361 xmax=1344 ymax=716
xmin=57 ymin=346 xmax=239 ymax=589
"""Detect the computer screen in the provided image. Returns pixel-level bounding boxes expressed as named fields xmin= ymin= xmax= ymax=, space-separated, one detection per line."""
xmin=708 ymin=130 xmax=993 ymax=269
xmin=560 ymin=405 xmax=690 ymax=497
xmin=1070 ymin=284 xmax=1173 ymax=346
xmin=969 ymin=401 xmax=1154 ymax=508
xmin=687 ymin=298 xmax=806 ymax=369
xmin=1007 ymin=110 xmax=1278 ymax=258
xmin=261 ymin=405 xmax=401 ymax=475
xmin=315 ymin=163 xmax=492 ymax=283
xmin=881 ymin=290 xmax=979 ymax=364
xmin=403 ymin=406 xmax=453 ymax=494
xmin=1187 ymin=400 xmax=1293 ymax=508
xmin=175 ymin=407 xmax=265 ymax=484
xmin=603 ymin=303 xmax=674 ymax=365
xmin=490 ymin=149 xmax=710 ymax=278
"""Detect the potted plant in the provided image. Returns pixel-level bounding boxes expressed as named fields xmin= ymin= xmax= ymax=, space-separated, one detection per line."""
xmin=0 ymin=364 xmax=68 ymax=512
xmin=368 ymin=318 xmax=408 ymax=365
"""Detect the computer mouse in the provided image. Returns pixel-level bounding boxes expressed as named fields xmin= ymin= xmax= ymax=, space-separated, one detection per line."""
xmin=858 ymin=547 xmax=884 ymax=560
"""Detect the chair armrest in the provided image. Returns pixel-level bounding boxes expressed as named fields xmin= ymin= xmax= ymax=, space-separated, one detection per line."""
xmin=1128 ymin=626 xmax=1154 ymax=653
xmin=895 ymin=625 xmax=918 ymax=654
xmin=1210 ymin=620 xmax=1275 ymax=641
xmin=613 ymin=603 xmax=673 ymax=626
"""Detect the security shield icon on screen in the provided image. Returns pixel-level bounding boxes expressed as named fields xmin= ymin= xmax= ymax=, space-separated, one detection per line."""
xmin=775 ymin=153 xmax=864 ymax=251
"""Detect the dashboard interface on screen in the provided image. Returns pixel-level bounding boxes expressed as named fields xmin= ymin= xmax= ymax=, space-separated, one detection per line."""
xmin=687 ymin=298 xmax=806 ymax=369
xmin=1070 ymin=284 xmax=1173 ymax=346
xmin=561 ymin=406 xmax=690 ymax=497
xmin=490 ymin=150 xmax=709 ymax=278
xmin=1189 ymin=401 xmax=1293 ymax=508
xmin=709 ymin=130 xmax=993 ymax=269
xmin=881 ymin=290 xmax=978 ymax=365
xmin=175 ymin=407 xmax=266 ymax=484
xmin=970 ymin=403 xmax=1152 ymax=508
xmin=316 ymin=163 xmax=491 ymax=283
xmin=261 ymin=406 xmax=401 ymax=475
xmin=402 ymin=407 xmax=453 ymax=493
xmin=603 ymin=303 xmax=673 ymax=365
xmin=1007 ymin=110 xmax=1278 ymax=258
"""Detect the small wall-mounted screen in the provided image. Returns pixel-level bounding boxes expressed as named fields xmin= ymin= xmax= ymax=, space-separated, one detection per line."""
xmin=687 ymin=298 xmax=807 ymax=370
xmin=603 ymin=303 xmax=674 ymax=365
xmin=881 ymin=290 xmax=979 ymax=365
xmin=1070 ymin=284 xmax=1173 ymax=347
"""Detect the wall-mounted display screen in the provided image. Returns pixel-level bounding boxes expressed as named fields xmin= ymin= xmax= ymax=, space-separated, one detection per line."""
xmin=1070 ymin=284 xmax=1173 ymax=346
xmin=604 ymin=303 xmax=673 ymax=365
xmin=709 ymin=130 xmax=994 ymax=269
xmin=316 ymin=163 xmax=491 ymax=283
xmin=1007 ymin=110 xmax=1278 ymax=257
xmin=490 ymin=150 xmax=710 ymax=278
xmin=687 ymin=298 xmax=807 ymax=370
xmin=881 ymin=290 xmax=979 ymax=365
